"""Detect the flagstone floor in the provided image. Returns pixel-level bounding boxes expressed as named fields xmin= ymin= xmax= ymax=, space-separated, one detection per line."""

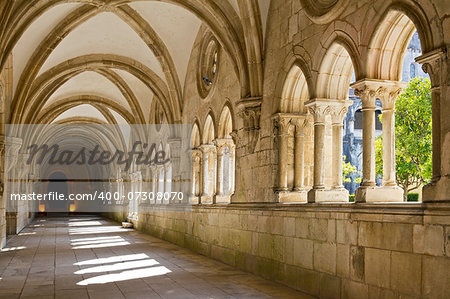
xmin=0 ymin=216 xmax=313 ymax=299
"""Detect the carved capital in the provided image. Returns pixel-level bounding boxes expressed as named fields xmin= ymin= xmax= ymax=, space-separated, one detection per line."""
xmin=272 ymin=114 xmax=291 ymax=137
xmin=199 ymin=143 xmax=216 ymax=155
xmin=214 ymin=138 xmax=235 ymax=154
xmin=329 ymin=100 xmax=352 ymax=124
xmin=416 ymin=47 xmax=447 ymax=88
xmin=306 ymin=104 xmax=327 ymax=124
xmin=236 ymin=97 xmax=262 ymax=154
xmin=291 ymin=115 xmax=309 ymax=136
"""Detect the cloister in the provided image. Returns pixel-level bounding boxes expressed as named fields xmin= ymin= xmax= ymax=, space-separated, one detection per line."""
xmin=0 ymin=0 xmax=449 ymax=298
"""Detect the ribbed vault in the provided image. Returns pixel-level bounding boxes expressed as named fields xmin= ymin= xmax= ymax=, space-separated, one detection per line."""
xmin=0 ymin=0 xmax=269 ymax=127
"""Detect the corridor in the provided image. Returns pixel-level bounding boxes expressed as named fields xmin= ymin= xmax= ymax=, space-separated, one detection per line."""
xmin=0 ymin=216 xmax=311 ymax=299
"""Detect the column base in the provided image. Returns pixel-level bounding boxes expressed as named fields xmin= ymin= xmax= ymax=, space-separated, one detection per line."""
xmin=277 ymin=190 xmax=308 ymax=203
xmin=422 ymin=176 xmax=450 ymax=202
xmin=307 ymin=188 xmax=349 ymax=203
xmin=214 ymin=195 xmax=231 ymax=204
xmin=200 ymin=195 xmax=213 ymax=204
xmin=355 ymin=185 xmax=403 ymax=203
xmin=189 ymin=196 xmax=199 ymax=204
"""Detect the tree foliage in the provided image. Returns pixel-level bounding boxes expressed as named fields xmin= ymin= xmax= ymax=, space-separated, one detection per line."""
xmin=375 ymin=77 xmax=432 ymax=200
xmin=343 ymin=156 xmax=361 ymax=184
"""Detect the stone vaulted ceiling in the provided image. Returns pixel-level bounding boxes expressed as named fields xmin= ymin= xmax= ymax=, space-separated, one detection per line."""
xmin=1 ymin=0 xmax=270 ymax=125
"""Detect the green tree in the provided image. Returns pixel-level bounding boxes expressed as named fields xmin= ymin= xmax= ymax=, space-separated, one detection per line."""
xmin=343 ymin=156 xmax=361 ymax=184
xmin=375 ymin=77 xmax=432 ymax=201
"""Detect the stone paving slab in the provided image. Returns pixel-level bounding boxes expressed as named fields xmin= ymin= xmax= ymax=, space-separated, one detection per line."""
xmin=0 ymin=216 xmax=313 ymax=299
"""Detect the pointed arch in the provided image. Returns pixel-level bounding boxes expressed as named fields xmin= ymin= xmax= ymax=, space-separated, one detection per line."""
xmin=203 ymin=113 xmax=216 ymax=144
xmin=218 ymin=103 xmax=234 ymax=139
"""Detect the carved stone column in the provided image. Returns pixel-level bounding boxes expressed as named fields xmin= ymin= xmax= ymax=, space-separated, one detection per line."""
xmin=189 ymin=149 xmax=201 ymax=204
xmin=416 ymin=48 xmax=450 ymax=202
xmin=273 ymin=115 xmax=291 ymax=192
xmin=293 ymin=116 xmax=309 ymax=192
xmin=352 ymin=79 xmax=404 ymax=202
xmin=199 ymin=144 xmax=216 ymax=204
xmin=214 ymin=138 xmax=234 ymax=204
xmin=305 ymin=100 xmax=328 ymax=203
xmin=378 ymin=83 xmax=406 ymax=202
xmin=273 ymin=114 xmax=308 ymax=203
xmin=330 ymin=101 xmax=352 ymax=190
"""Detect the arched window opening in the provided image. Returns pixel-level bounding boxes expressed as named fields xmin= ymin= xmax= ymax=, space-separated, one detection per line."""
xmin=360 ymin=10 xmax=432 ymax=203
xmin=274 ymin=64 xmax=313 ymax=203
xmin=306 ymin=42 xmax=354 ymax=203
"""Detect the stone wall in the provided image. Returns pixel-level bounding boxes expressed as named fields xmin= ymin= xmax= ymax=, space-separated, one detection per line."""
xmin=123 ymin=204 xmax=450 ymax=298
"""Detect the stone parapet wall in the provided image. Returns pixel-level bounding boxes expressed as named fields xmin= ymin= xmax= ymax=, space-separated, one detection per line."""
xmin=121 ymin=203 xmax=450 ymax=298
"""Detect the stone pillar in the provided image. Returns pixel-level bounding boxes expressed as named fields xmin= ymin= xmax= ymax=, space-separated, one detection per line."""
xmin=273 ymin=115 xmax=291 ymax=192
xmin=215 ymin=148 xmax=224 ymax=196
xmin=352 ymin=79 xmax=404 ymax=202
xmin=293 ymin=117 xmax=308 ymax=191
xmin=189 ymin=149 xmax=201 ymax=204
xmin=306 ymin=100 xmax=351 ymax=203
xmin=416 ymin=49 xmax=450 ymax=202
xmin=378 ymin=84 xmax=405 ymax=199
xmin=214 ymin=139 xmax=234 ymax=204
xmin=305 ymin=100 xmax=328 ymax=203
xmin=199 ymin=144 xmax=215 ymax=204
xmin=229 ymin=145 xmax=235 ymax=195
xmin=330 ymin=101 xmax=352 ymax=191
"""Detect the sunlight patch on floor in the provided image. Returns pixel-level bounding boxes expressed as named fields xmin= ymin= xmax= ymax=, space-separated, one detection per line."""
xmin=75 ymin=259 xmax=160 ymax=274
xmin=76 ymin=266 xmax=171 ymax=285
xmin=74 ymin=253 xmax=150 ymax=266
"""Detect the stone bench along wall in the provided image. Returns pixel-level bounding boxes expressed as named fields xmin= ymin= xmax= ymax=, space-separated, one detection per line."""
xmin=124 ymin=205 xmax=450 ymax=298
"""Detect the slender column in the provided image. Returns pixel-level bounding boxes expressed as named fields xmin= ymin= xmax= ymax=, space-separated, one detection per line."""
xmin=190 ymin=150 xmax=201 ymax=197
xmin=352 ymin=79 xmax=404 ymax=202
xmin=353 ymin=85 xmax=378 ymax=187
xmin=306 ymin=102 xmax=328 ymax=190
xmin=200 ymin=146 xmax=209 ymax=196
xmin=215 ymin=147 xmax=224 ymax=196
xmin=380 ymin=87 xmax=403 ymax=186
xmin=274 ymin=116 xmax=291 ymax=191
xmin=292 ymin=117 xmax=308 ymax=191
xmin=330 ymin=102 xmax=351 ymax=189
xmin=213 ymin=138 xmax=234 ymax=203
xmin=229 ymin=144 xmax=235 ymax=195
xmin=199 ymin=144 xmax=215 ymax=204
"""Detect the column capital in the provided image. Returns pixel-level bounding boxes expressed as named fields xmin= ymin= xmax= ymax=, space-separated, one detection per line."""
xmin=329 ymin=100 xmax=353 ymax=124
xmin=199 ymin=143 xmax=216 ymax=154
xmin=351 ymin=79 xmax=406 ymax=109
xmin=416 ymin=47 xmax=447 ymax=88
xmin=305 ymin=98 xmax=330 ymax=123
xmin=290 ymin=114 xmax=309 ymax=132
xmin=214 ymin=138 xmax=235 ymax=153
xmin=272 ymin=113 xmax=292 ymax=136
xmin=236 ymin=97 xmax=262 ymax=154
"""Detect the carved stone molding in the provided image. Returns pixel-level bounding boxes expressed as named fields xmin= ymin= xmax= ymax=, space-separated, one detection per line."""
xmin=416 ymin=47 xmax=447 ymax=88
xmin=305 ymin=98 xmax=351 ymax=124
xmin=272 ymin=114 xmax=291 ymax=137
xmin=351 ymin=79 xmax=406 ymax=110
xmin=214 ymin=138 xmax=235 ymax=155
xmin=236 ymin=97 xmax=261 ymax=154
